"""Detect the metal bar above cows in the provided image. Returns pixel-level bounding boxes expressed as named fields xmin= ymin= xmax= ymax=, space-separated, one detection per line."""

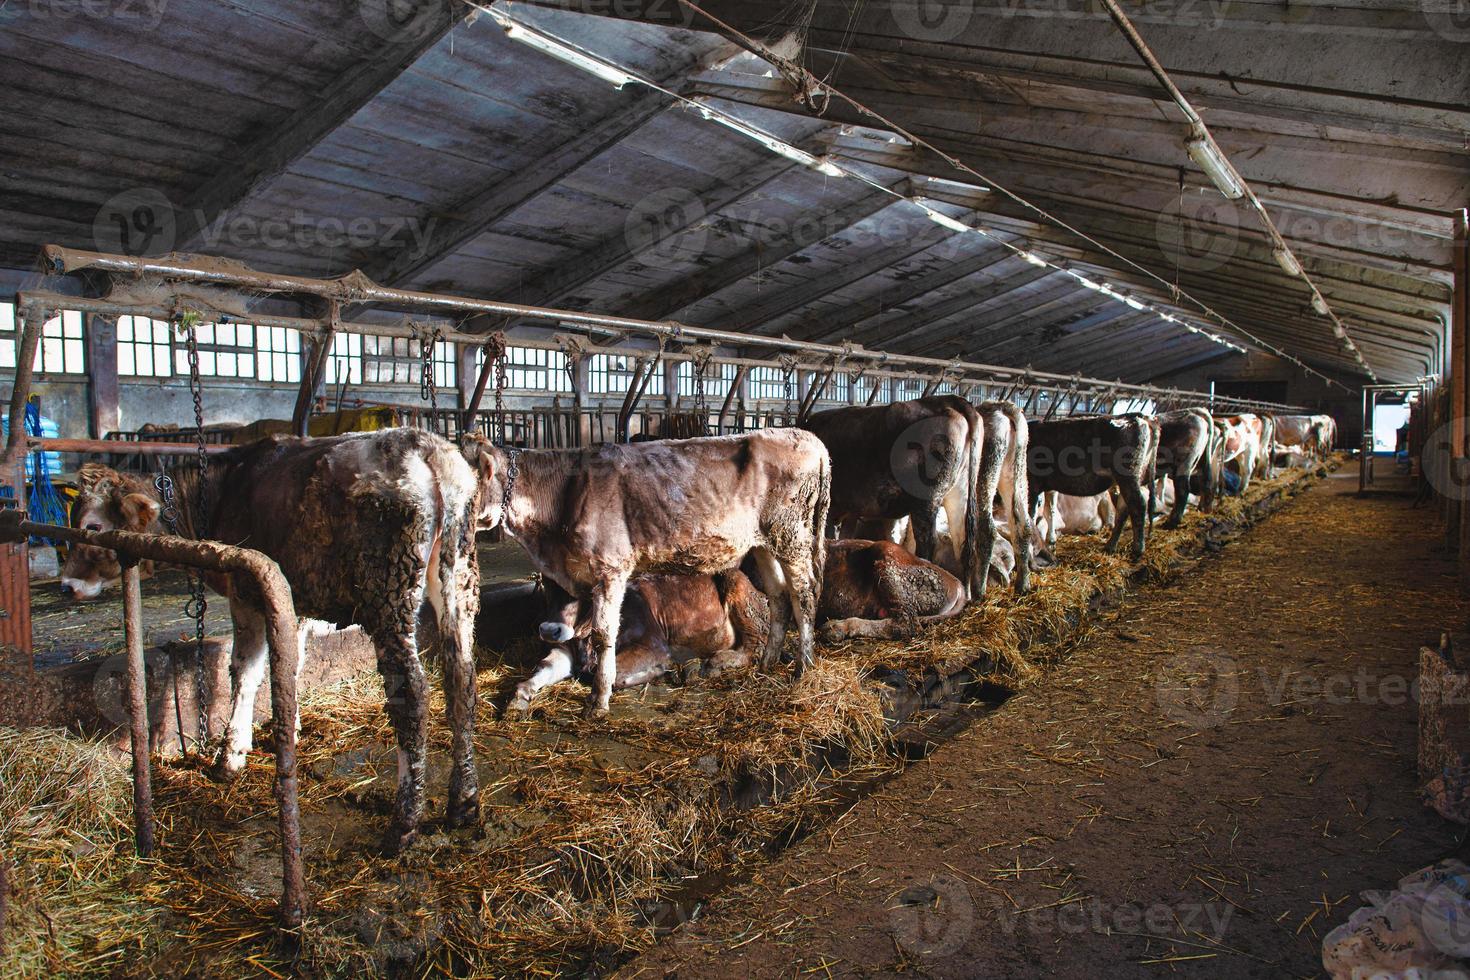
xmin=35 ymin=246 xmax=1312 ymax=415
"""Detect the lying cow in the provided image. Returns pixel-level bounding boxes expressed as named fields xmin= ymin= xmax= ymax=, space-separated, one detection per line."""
xmin=467 ymin=428 xmax=830 ymax=718
xmin=1154 ymin=408 xmax=1216 ymax=527
xmin=61 ymin=429 xmax=482 ymax=854
xmin=506 ymin=570 xmax=769 ymax=715
xmin=507 ymin=539 xmax=968 ymax=712
xmin=1026 ymin=414 xmax=1157 ymax=560
xmin=803 ymin=396 xmax=984 ymax=595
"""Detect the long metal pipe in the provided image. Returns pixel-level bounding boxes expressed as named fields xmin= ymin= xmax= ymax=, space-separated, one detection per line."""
xmin=32 ymin=438 xmax=236 ymax=456
xmin=120 ymin=560 xmax=154 ymax=857
xmin=35 ymin=246 xmax=1312 ymax=413
xmin=0 ymin=511 xmax=306 ymax=930
xmin=15 ymin=287 xmax=1303 ymax=416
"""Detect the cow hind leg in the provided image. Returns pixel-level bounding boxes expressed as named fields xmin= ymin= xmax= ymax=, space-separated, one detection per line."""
xmin=750 ymin=547 xmax=791 ymax=671
xmin=583 ymin=577 xmax=628 ymax=719
xmin=373 ymin=628 xmax=429 ymax=855
xmin=1164 ymin=473 xmax=1189 ymax=529
xmin=428 ymin=535 xmax=479 ymax=828
xmin=213 ymin=598 xmax=269 ymax=779
xmin=1110 ymin=479 xmax=1149 ymax=560
xmin=776 ymin=552 xmax=819 ymax=680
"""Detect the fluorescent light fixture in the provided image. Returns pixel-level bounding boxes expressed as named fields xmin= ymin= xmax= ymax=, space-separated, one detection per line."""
xmin=700 ymin=108 xmax=832 ymax=171
xmin=1160 ymin=313 xmax=1178 ymax=323
xmin=1185 ymin=324 xmax=1200 ymax=333
xmin=1120 ymin=293 xmax=1147 ymax=311
xmin=1311 ymin=293 xmax=1329 ymax=316
xmin=916 ymin=201 xmax=974 ymax=234
xmin=1019 ymin=250 xmax=1048 ymax=267
xmin=813 ymin=155 xmax=845 ymax=177
xmin=1332 ymin=324 xmax=1347 ymax=339
xmin=1185 ymin=135 xmax=1246 ymax=200
xmin=499 ymin=22 xmax=634 ymax=89
xmin=1272 ymin=247 xmax=1303 ymax=278
xmin=1074 ymin=274 xmax=1103 ymax=292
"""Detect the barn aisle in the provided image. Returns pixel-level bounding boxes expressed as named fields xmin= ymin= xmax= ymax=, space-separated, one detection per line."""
xmin=621 ymin=468 xmax=1467 ymax=979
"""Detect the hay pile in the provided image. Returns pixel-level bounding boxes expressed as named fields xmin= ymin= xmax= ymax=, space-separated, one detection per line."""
xmin=0 ymin=728 xmax=159 ymax=977
xmin=0 ymin=464 xmax=1320 ymax=977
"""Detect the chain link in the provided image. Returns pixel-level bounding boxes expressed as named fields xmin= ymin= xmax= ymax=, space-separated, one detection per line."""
xmin=164 ymin=317 xmax=211 ymax=754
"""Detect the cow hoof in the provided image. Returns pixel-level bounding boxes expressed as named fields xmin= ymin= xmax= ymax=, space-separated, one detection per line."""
xmin=1161 ymin=520 xmax=1181 ymax=530
xmin=501 ymin=697 xmax=533 ymax=721
xmin=581 ymin=703 xmax=610 ymax=722
xmin=445 ymin=797 xmax=480 ymax=829
xmin=379 ymin=824 xmax=419 ymax=857
xmin=209 ymin=754 xmax=247 ymax=783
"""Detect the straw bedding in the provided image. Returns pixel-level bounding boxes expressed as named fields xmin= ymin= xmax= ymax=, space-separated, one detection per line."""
xmin=0 ymin=464 xmax=1325 ymax=977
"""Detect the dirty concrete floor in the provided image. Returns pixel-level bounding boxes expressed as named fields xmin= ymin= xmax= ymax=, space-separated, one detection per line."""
xmin=620 ymin=465 xmax=1467 ymax=979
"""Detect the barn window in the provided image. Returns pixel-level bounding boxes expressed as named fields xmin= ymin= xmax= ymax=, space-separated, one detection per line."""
xmin=117 ymin=315 xmax=173 ymax=377
xmin=747 ymin=366 xmax=790 ymax=402
xmin=0 ymin=303 xmax=85 ymax=374
xmin=255 ymin=326 xmax=302 ymax=383
xmin=324 ymin=332 xmax=363 ymax=385
xmin=478 ymin=345 xmax=571 ymax=393
xmin=675 ymin=360 xmax=736 ymax=400
xmin=893 ymin=378 xmax=924 ymax=401
xmin=588 ymin=353 xmax=665 ymax=396
xmin=854 ymin=374 xmax=888 ymax=404
xmin=176 ymin=322 xmax=256 ymax=379
xmin=363 ymin=336 xmax=418 ymax=385
xmin=433 ymin=340 xmax=456 ymax=390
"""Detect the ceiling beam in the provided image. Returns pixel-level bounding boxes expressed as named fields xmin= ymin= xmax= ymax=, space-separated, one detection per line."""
xmin=795 ymin=243 xmax=1017 ymax=343
xmin=845 ymin=262 xmax=1055 ymax=348
xmin=620 ymin=180 xmax=906 ymax=322
xmin=497 ymin=145 xmax=814 ymax=329
xmin=177 ymin=2 xmax=474 ymax=249
xmin=365 ymin=42 xmax=741 ymax=287
xmin=908 ymin=288 xmax=1109 ymax=358
xmin=713 ymin=217 xmax=952 ymax=335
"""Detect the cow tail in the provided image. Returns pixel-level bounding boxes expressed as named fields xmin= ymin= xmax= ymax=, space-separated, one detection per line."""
xmin=962 ymin=415 xmax=981 ymax=592
xmin=1010 ymin=410 xmax=1030 ymax=544
xmin=1199 ymin=414 xmax=1215 ymax=510
xmin=811 ymin=450 xmax=831 ymax=598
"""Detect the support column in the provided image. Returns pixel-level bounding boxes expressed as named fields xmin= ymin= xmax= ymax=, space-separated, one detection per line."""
xmin=86 ymin=314 xmax=120 ymax=437
xmin=1452 ymin=209 xmax=1470 ymax=591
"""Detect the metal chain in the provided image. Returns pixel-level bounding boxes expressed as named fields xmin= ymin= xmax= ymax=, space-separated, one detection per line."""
xmin=418 ymin=324 xmax=441 ymax=433
xmin=494 ymin=347 xmax=508 ymax=445
xmin=179 ymin=317 xmax=210 ymax=753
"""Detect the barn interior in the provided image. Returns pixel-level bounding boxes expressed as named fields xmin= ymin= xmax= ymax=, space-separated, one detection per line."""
xmin=0 ymin=1 xmax=1466 ymax=977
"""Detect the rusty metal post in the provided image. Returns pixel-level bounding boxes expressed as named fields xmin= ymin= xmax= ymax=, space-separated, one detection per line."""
xmin=0 ymin=306 xmax=45 ymax=665
xmin=717 ymin=363 xmax=746 ymax=435
xmin=120 ymin=559 xmax=155 ymax=857
xmin=0 ymin=513 xmax=304 ymax=928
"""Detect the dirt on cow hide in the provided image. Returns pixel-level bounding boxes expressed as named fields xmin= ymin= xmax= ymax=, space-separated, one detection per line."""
xmin=0 ymin=464 xmax=1331 ymax=978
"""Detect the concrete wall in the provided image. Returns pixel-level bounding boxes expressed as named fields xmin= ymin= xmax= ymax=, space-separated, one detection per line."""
xmin=1156 ymin=353 xmax=1364 ymax=449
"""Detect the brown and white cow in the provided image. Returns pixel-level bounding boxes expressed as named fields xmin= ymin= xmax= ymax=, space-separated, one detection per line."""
xmin=61 ymin=429 xmax=482 ymax=853
xmin=1275 ymin=413 xmax=1334 ymax=460
xmin=1026 ymin=414 xmax=1157 ymax=560
xmin=802 ymin=396 xmax=984 ymax=596
xmin=506 ymin=570 xmax=770 ymax=715
xmin=1154 ymin=408 xmax=1216 ymax=527
xmin=467 ymin=428 xmax=830 ymax=718
xmin=1218 ymin=414 xmax=1263 ymax=494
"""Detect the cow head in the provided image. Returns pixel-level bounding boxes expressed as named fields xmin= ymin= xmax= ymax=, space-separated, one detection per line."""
xmin=461 ymin=434 xmax=511 ymax=530
xmin=59 ymin=464 xmax=161 ymax=600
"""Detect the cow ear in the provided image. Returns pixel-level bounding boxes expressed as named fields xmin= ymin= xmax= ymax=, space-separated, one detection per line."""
xmin=118 ymin=492 xmax=160 ymax=532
